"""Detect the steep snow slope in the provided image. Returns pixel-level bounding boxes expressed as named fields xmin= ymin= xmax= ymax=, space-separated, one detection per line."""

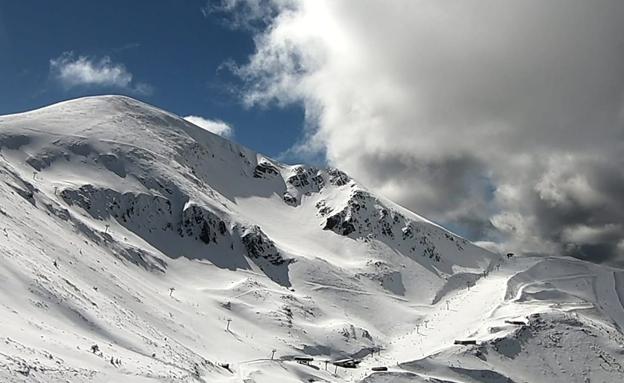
xmin=0 ymin=96 xmax=622 ymax=382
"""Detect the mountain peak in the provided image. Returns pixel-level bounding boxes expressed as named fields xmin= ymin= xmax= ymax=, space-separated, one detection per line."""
xmin=0 ymin=94 xmax=498 ymax=290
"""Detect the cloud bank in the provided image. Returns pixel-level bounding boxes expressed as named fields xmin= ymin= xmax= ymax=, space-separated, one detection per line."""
xmin=228 ymin=0 xmax=624 ymax=265
xmin=49 ymin=52 xmax=152 ymax=95
xmin=184 ymin=115 xmax=234 ymax=138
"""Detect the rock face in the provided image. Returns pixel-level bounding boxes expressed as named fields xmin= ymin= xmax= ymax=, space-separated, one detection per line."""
xmin=317 ymin=189 xmax=469 ymax=272
xmin=179 ymin=204 xmax=229 ymax=245
xmin=59 ymin=184 xmax=293 ymax=285
xmin=240 ymin=225 xmax=288 ymax=266
xmin=253 ymin=161 xmax=280 ymax=179
xmin=60 ymin=186 xmax=174 ymax=231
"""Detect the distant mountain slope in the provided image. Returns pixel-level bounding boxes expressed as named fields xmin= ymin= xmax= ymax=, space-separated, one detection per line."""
xmin=0 ymin=96 xmax=622 ymax=383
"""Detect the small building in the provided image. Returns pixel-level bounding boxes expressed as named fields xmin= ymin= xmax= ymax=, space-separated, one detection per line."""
xmin=294 ymin=356 xmax=314 ymax=365
xmin=333 ymin=358 xmax=361 ymax=368
xmin=505 ymin=320 xmax=527 ymax=326
xmin=454 ymin=339 xmax=477 ymax=345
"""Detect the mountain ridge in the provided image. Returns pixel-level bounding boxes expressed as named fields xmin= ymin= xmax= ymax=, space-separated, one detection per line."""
xmin=0 ymin=95 xmax=622 ymax=382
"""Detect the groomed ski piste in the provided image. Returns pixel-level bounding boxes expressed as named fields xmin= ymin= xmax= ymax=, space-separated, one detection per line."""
xmin=0 ymin=95 xmax=623 ymax=382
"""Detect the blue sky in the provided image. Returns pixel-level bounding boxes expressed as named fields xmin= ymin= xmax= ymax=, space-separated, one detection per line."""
xmin=0 ymin=0 xmax=304 ymax=158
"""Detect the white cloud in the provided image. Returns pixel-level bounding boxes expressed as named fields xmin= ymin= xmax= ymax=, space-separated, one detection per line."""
xmin=183 ymin=115 xmax=234 ymax=138
xmin=561 ymin=224 xmax=622 ymax=245
xmin=229 ymin=0 xmax=624 ymax=265
xmin=49 ymin=52 xmax=152 ymax=94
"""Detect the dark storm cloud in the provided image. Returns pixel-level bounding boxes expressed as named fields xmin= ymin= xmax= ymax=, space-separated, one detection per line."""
xmin=355 ymin=151 xmax=495 ymax=239
xmin=528 ymin=155 xmax=624 ymax=265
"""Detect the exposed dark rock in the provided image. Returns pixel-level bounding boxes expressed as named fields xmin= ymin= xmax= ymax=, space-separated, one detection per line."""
xmin=287 ymin=166 xmax=324 ymax=191
xmin=401 ymin=225 xmax=414 ymax=240
xmin=315 ymin=200 xmax=333 ymax=216
xmin=241 ymin=225 xmax=289 ymax=266
xmin=218 ymin=220 xmax=227 ymax=235
xmin=179 ymin=205 xmax=231 ymax=246
xmin=318 ymin=190 xmax=456 ymax=267
xmin=327 ymin=168 xmax=350 ymax=186
xmin=7 ymin=181 xmax=37 ymax=206
xmin=253 ymin=162 xmax=279 ymax=178
xmin=283 ymin=192 xmax=297 ymax=206
xmin=324 ymin=214 xmax=356 ymax=236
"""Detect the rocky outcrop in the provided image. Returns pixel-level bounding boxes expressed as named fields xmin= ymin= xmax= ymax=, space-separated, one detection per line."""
xmin=60 ymin=184 xmax=293 ymax=285
xmin=282 ymin=192 xmax=297 ymax=206
xmin=327 ymin=168 xmax=350 ymax=186
xmin=324 ymin=213 xmax=356 ymax=236
xmin=179 ymin=204 xmax=230 ymax=245
xmin=280 ymin=166 xmax=352 ymax=207
xmin=253 ymin=162 xmax=279 ymax=178
xmin=319 ymin=190 xmax=469 ymax=265
xmin=239 ymin=225 xmax=293 ymax=287
xmin=286 ymin=166 xmax=324 ymax=191
xmin=240 ymin=225 xmax=290 ymax=266
xmin=60 ymin=185 xmax=174 ymax=233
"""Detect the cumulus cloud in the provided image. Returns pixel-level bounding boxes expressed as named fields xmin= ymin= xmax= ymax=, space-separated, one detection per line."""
xmin=183 ymin=115 xmax=234 ymax=138
xmin=49 ymin=52 xmax=152 ymax=94
xmin=226 ymin=0 xmax=624 ymax=266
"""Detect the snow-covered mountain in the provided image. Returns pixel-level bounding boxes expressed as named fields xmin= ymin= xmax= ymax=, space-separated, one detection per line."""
xmin=0 ymin=95 xmax=623 ymax=382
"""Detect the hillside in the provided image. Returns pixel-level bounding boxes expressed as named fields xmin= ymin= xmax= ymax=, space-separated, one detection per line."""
xmin=0 ymin=96 xmax=622 ymax=382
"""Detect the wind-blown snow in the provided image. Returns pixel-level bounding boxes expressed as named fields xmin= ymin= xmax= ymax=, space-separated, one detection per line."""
xmin=0 ymin=95 xmax=622 ymax=382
